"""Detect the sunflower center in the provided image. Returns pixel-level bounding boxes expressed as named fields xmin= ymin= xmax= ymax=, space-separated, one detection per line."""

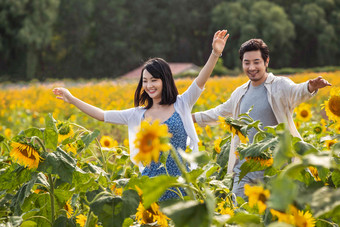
xmin=104 ymin=140 xmax=111 ymax=147
xmin=142 ymin=210 xmax=154 ymax=223
xmin=258 ymin=193 xmax=267 ymax=203
xmin=300 ymin=110 xmax=309 ymax=118
xmin=314 ymin=127 xmax=321 ymax=134
xmin=329 ymin=96 xmax=340 ymax=116
xmin=328 ymin=141 xmax=335 ymax=148
xmin=19 ymin=146 xmax=36 ymax=160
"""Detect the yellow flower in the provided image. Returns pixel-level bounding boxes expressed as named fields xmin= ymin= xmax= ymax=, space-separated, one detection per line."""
xmin=10 ymin=142 xmax=42 ymax=169
xmin=218 ymin=116 xmax=248 ymax=143
xmin=76 ymin=214 xmax=87 ymax=227
xmin=65 ymin=143 xmax=77 ymax=155
xmin=296 ymin=103 xmax=312 ymax=122
xmin=111 ymin=184 xmax=123 ymax=196
xmin=325 ymin=139 xmax=337 ymax=149
xmin=214 ymin=137 xmax=222 ymax=153
xmin=100 ymin=135 xmax=118 ymax=148
xmin=245 ymin=156 xmax=273 ymax=167
xmin=323 ymin=87 xmax=340 ymax=122
xmin=123 ymin=138 xmax=129 ymax=148
xmin=290 ymin=206 xmax=316 ymax=227
xmin=194 ymin=123 xmax=203 ymax=135
xmin=205 ymin=125 xmax=212 ymax=138
xmin=308 ymin=166 xmax=321 ymax=181
xmin=64 ymin=200 xmax=73 ymax=218
xmin=330 ymin=122 xmax=340 ymax=134
xmin=270 ymin=209 xmax=294 ymax=224
xmin=271 ymin=206 xmax=316 ymax=227
xmin=134 ymin=120 xmax=172 ymax=166
xmin=57 ymin=121 xmax=74 ymax=142
xmin=135 ymin=202 xmax=170 ymax=227
xmin=244 ymin=184 xmax=270 ymax=214
xmin=216 ymin=200 xmax=234 ymax=216
xmin=4 ymin=128 xmax=11 ymax=138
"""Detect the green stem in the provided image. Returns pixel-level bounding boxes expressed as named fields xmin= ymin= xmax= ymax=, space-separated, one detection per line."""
xmin=32 ymin=136 xmax=47 ymax=153
xmin=316 ymin=218 xmax=338 ymax=226
xmin=48 ymin=174 xmax=55 ymax=224
xmin=3 ymin=142 xmax=11 ymax=153
xmin=170 ymin=148 xmax=196 ymax=199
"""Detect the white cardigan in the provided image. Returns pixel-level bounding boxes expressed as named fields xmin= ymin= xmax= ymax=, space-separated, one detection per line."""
xmin=104 ymin=79 xmax=203 ymax=172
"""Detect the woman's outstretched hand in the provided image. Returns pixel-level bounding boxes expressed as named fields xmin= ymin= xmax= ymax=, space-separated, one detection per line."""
xmin=212 ymin=30 xmax=229 ymax=56
xmin=53 ymin=88 xmax=74 ymax=103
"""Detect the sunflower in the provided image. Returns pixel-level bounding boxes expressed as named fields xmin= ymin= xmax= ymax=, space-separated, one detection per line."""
xmin=134 ymin=120 xmax=172 ymax=166
xmin=295 ymin=103 xmax=312 ymax=122
xmin=76 ymin=214 xmax=87 ymax=227
xmin=290 ymin=206 xmax=316 ymax=227
xmin=330 ymin=122 xmax=340 ymax=134
xmin=324 ymin=139 xmax=337 ymax=149
xmin=218 ymin=116 xmax=248 ymax=144
xmin=216 ymin=200 xmax=234 ymax=216
xmin=205 ymin=125 xmax=212 ymax=138
xmin=10 ymin=142 xmax=42 ymax=169
xmin=270 ymin=209 xmax=294 ymax=223
xmin=56 ymin=121 xmax=74 ymax=142
xmin=244 ymin=184 xmax=270 ymax=214
xmin=308 ymin=166 xmax=321 ymax=181
xmin=4 ymin=128 xmax=11 ymax=138
xmin=194 ymin=123 xmax=203 ymax=135
xmin=312 ymin=125 xmax=323 ymax=135
xmin=214 ymin=137 xmax=223 ymax=153
xmin=65 ymin=142 xmax=77 ymax=155
xmin=100 ymin=135 xmax=118 ymax=148
xmin=64 ymin=200 xmax=73 ymax=218
xmin=111 ymin=184 xmax=123 ymax=196
xmin=322 ymin=87 xmax=340 ymax=122
xmin=245 ymin=156 xmax=273 ymax=167
xmin=135 ymin=202 xmax=170 ymax=227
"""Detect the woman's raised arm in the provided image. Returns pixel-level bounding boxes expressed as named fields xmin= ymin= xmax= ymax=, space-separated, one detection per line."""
xmin=53 ymin=87 xmax=105 ymax=121
xmin=195 ymin=29 xmax=229 ymax=89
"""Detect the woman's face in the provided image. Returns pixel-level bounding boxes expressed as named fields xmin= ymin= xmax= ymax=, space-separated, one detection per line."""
xmin=142 ymin=69 xmax=163 ymax=101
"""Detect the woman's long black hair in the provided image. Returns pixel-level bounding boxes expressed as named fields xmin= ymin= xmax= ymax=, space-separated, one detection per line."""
xmin=134 ymin=58 xmax=178 ymax=109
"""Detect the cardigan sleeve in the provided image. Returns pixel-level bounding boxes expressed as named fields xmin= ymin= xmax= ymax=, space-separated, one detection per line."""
xmin=104 ymin=108 xmax=136 ymax=125
xmin=179 ymin=79 xmax=204 ymax=109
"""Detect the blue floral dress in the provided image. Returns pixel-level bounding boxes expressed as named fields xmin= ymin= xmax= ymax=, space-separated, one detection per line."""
xmin=142 ymin=111 xmax=187 ymax=201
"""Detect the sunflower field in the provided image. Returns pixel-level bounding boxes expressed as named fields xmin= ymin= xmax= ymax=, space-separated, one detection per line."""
xmin=0 ymin=71 xmax=339 ymax=227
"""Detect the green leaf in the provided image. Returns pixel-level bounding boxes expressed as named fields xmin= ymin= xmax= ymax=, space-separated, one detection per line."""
xmin=81 ymin=129 xmax=100 ymax=148
xmin=239 ymin=159 xmax=268 ymax=182
xmin=238 ymin=136 xmax=278 ymax=159
xmin=11 ymin=173 xmax=38 ymax=215
xmin=44 ymin=113 xmax=58 ymax=150
xmin=332 ymin=169 xmax=340 ymax=188
xmin=37 ymin=147 xmax=77 ymax=183
xmin=217 ymin=142 xmax=230 ymax=168
xmin=53 ymin=216 xmax=76 ymax=227
xmin=226 ymin=212 xmax=261 ymax=225
xmin=294 ymin=141 xmax=318 ymax=155
xmin=19 ymin=128 xmax=44 ymax=140
xmin=273 ymin=129 xmax=294 ymax=169
xmin=141 ymin=175 xmax=178 ymax=208
xmin=311 ymin=187 xmax=340 ymax=217
xmin=90 ymin=190 xmax=139 ymax=227
xmin=302 ymin=152 xmax=333 ymax=169
xmin=21 ymin=193 xmax=52 ymax=227
xmin=162 ymin=200 xmax=210 ymax=227
xmin=179 ymin=150 xmax=210 ymax=167
xmin=0 ymin=165 xmax=33 ymax=191
xmin=21 ymin=220 xmax=37 ymax=227
xmin=267 ymin=176 xmax=297 ymax=211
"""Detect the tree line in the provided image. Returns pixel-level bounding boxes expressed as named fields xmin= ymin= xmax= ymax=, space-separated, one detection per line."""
xmin=1 ymin=0 xmax=339 ymax=81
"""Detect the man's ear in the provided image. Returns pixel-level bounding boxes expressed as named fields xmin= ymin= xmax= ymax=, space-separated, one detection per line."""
xmin=265 ymin=57 xmax=270 ymax=67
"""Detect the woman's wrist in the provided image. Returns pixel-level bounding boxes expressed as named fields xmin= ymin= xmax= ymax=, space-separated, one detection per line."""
xmin=211 ymin=49 xmax=222 ymax=58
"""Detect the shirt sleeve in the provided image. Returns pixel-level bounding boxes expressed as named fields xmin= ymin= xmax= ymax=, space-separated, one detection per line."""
xmin=104 ymin=108 xmax=136 ymax=125
xmin=179 ymin=79 xmax=204 ymax=109
xmin=194 ymin=98 xmax=233 ymax=127
xmin=282 ymin=78 xmax=315 ymax=108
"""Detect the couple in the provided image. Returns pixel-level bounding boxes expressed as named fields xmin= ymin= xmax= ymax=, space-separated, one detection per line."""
xmin=53 ymin=30 xmax=331 ymax=200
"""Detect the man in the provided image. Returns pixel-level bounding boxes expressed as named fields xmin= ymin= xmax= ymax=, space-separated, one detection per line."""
xmin=193 ymin=39 xmax=331 ymax=199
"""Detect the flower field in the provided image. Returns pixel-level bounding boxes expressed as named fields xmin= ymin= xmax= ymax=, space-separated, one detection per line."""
xmin=0 ymin=71 xmax=339 ymax=226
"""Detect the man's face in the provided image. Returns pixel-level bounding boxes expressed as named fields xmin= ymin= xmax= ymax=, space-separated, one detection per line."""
xmin=242 ymin=50 xmax=269 ymax=86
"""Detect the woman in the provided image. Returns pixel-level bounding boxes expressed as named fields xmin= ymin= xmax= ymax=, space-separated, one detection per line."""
xmin=53 ymin=29 xmax=229 ymax=200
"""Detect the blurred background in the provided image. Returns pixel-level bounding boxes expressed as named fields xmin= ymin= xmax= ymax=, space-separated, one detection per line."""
xmin=1 ymin=0 xmax=340 ymax=81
